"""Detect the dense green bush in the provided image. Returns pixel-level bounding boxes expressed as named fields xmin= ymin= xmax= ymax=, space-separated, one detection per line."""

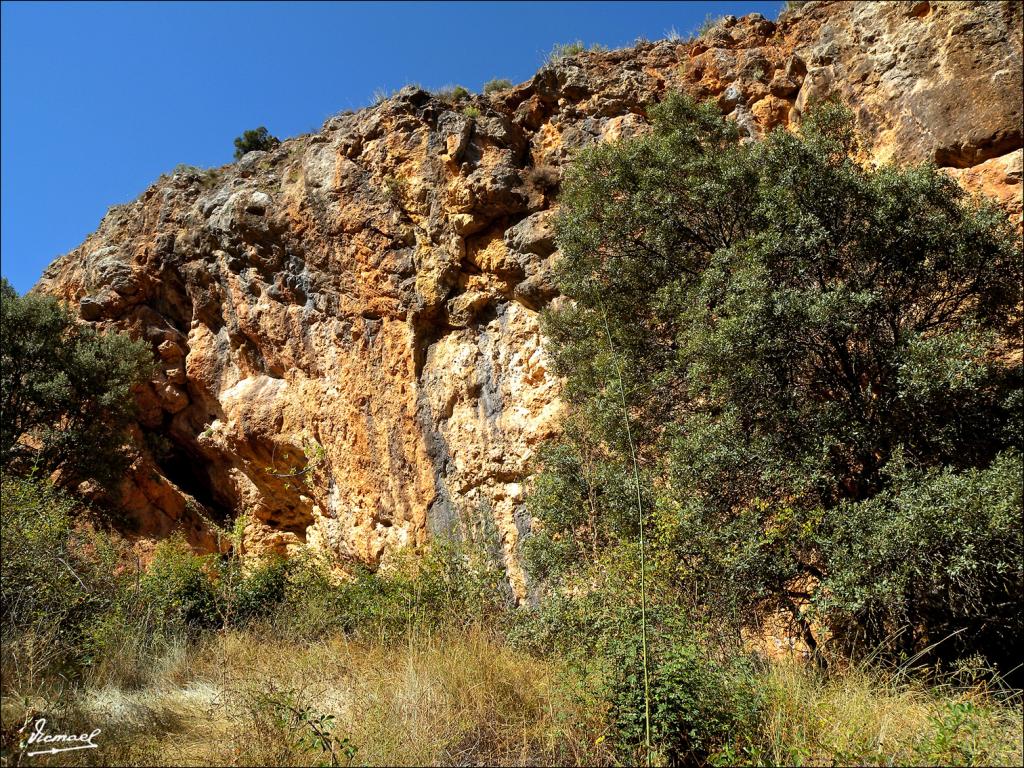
xmin=0 ymin=474 xmax=125 ymax=678
xmin=512 ymin=543 xmax=764 ymax=765
xmin=516 ymin=92 xmax=1022 ymax=763
xmin=610 ymin=631 xmax=762 ymax=765
xmin=2 ymin=478 xmax=298 ymax=686
xmin=274 ymin=540 xmax=513 ymax=643
xmin=233 ymin=126 xmax=280 ymax=159
xmin=139 ymin=536 xmax=220 ymax=634
xmin=533 ymin=91 xmax=1022 ymax=671
xmin=818 ymin=451 xmax=1023 ymax=665
xmin=433 ymin=84 xmax=470 ymax=102
xmin=229 ymin=555 xmax=292 ymax=627
xmin=0 ymin=278 xmax=155 ymax=488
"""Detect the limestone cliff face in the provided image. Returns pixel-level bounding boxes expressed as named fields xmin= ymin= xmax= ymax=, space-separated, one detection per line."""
xmin=36 ymin=1 xmax=1023 ymax=592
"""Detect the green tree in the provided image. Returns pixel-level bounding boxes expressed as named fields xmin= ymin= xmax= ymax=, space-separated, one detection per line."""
xmin=233 ymin=125 xmax=280 ymax=159
xmin=534 ymin=93 xmax=1022 ymax=662
xmin=0 ymin=278 xmax=155 ymax=488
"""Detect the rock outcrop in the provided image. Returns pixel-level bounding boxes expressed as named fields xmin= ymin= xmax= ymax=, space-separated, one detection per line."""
xmin=35 ymin=1 xmax=1023 ymax=594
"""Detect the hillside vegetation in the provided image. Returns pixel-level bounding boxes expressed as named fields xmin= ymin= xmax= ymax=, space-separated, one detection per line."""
xmin=1 ymin=95 xmax=1021 ymax=766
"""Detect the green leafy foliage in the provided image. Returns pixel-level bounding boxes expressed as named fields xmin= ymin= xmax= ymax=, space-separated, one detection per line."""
xmin=610 ymin=631 xmax=762 ymax=765
xmin=2 ymin=476 xmax=293 ymax=684
xmin=818 ymin=451 xmax=1023 ymax=665
xmin=0 ymin=475 xmax=124 ymax=677
xmin=274 ymin=540 xmax=514 ymax=643
xmin=248 ymin=685 xmax=359 ymax=766
xmin=141 ymin=529 xmax=295 ymax=635
xmin=535 ymin=91 xmax=1022 ymax=671
xmin=521 ymin=93 xmax=1022 ymax=761
xmin=229 ymin=555 xmax=291 ymax=626
xmin=0 ymin=278 xmax=155 ymax=488
xmin=233 ymin=126 xmax=280 ymax=159
xmin=139 ymin=536 xmax=219 ymax=633
xmin=513 ymin=541 xmax=763 ymax=764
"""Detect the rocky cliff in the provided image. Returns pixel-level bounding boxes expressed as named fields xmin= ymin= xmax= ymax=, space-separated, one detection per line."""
xmin=36 ymin=0 xmax=1023 ymax=595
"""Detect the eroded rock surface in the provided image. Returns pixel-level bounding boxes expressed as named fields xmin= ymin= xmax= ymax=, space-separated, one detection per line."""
xmin=36 ymin=1 xmax=1023 ymax=593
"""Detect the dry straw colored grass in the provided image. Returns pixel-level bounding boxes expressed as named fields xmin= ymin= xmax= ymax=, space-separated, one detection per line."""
xmin=7 ymin=626 xmax=611 ymax=767
xmin=747 ymin=661 xmax=1024 ymax=767
xmin=3 ymin=628 xmax=1021 ymax=767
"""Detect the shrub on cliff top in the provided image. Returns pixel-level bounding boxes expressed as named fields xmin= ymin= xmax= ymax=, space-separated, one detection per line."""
xmin=433 ymin=84 xmax=470 ymax=103
xmin=483 ymin=78 xmax=513 ymax=95
xmin=233 ymin=126 xmax=280 ymax=159
xmin=544 ymin=41 xmax=586 ymax=65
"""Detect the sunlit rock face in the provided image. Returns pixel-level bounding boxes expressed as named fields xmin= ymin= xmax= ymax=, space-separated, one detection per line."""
xmin=36 ymin=0 xmax=1022 ymax=595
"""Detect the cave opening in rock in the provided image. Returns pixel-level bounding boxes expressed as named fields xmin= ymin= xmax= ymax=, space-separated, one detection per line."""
xmin=157 ymin=444 xmax=235 ymax=526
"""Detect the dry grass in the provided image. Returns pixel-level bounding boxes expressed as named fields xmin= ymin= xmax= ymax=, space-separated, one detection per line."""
xmin=206 ymin=626 xmax=611 ymax=766
xmin=5 ymin=626 xmax=611 ymax=767
xmin=746 ymin=661 xmax=1024 ymax=767
xmin=3 ymin=629 xmax=1021 ymax=767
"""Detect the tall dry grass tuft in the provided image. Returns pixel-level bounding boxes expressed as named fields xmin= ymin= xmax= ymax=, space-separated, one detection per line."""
xmin=10 ymin=626 xmax=612 ymax=767
xmin=744 ymin=660 xmax=1024 ymax=767
xmin=213 ymin=626 xmax=612 ymax=766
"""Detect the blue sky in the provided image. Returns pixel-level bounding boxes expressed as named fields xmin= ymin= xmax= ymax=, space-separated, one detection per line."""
xmin=1 ymin=1 xmax=782 ymax=293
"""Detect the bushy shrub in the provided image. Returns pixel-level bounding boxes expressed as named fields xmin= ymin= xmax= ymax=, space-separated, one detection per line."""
xmin=544 ymin=41 xmax=586 ymax=65
xmin=433 ymin=84 xmax=470 ymax=102
xmin=523 ymin=432 xmax=646 ymax=586
xmin=539 ymin=90 xmax=1022 ymax=670
xmin=609 ymin=632 xmax=762 ymax=765
xmin=482 ymin=78 xmax=513 ymax=95
xmin=229 ymin=555 xmax=292 ymax=627
xmin=512 ymin=545 xmax=763 ymax=765
xmin=0 ymin=474 xmax=128 ymax=681
xmin=818 ymin=451 xmax=1023 ymax=666
xmin=0 ymin=278 xmax=155 ymax=488
xmin=233 ymin=126 xmax=280 ymax=159
xmin=139 ymin=536 xmax=219 ymax=634
xmin=274 ymin=540 xmax=513 ymax=643
xmin=138 ymin=536 xmax=297 ymax=634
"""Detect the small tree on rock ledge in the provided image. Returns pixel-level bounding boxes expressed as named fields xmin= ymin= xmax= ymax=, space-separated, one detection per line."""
xmin=233 ymin=126 xmax=280 ymax=160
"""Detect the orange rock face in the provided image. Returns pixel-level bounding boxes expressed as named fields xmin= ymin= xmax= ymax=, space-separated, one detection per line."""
xmin=35 ymin=1 xmax=1023 ymax=595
